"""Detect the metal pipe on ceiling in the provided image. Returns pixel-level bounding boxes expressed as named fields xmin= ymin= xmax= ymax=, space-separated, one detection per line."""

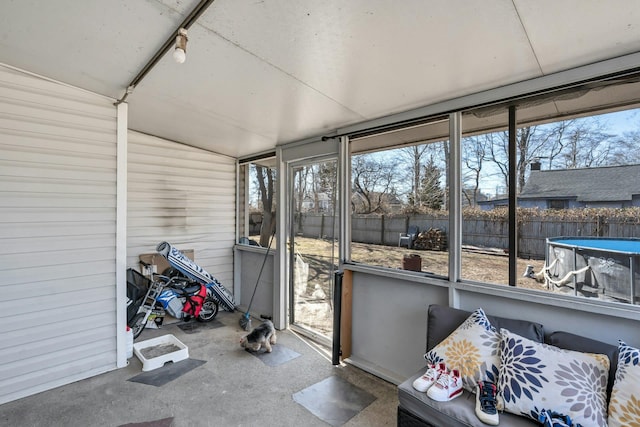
xmin=115 ymin=0 xmax=217 ymax=105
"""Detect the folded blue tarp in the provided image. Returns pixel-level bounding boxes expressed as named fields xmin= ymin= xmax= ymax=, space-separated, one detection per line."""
xmin=156 ymin=241 xmax=235 ymax=312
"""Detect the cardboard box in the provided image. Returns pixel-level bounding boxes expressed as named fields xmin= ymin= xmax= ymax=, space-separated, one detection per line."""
xmin=138 ymin=249 xmax=194 ymax=276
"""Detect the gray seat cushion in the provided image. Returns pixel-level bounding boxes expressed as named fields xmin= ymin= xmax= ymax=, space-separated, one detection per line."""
xmin=398 ymin=368 xmax=537 ymax=427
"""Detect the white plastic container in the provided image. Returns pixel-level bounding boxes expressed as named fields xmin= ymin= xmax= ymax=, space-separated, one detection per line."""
xmin=133 ymin=334 xmax=189 ymax=372
xmin=126 ymin=326 xmax=134 ymax=359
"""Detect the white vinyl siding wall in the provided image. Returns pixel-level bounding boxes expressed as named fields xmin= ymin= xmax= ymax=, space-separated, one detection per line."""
xmin=0 ymin=65 xmax=118 ymax=404
xmin=127 ymin=131 xmax=236 ymax=289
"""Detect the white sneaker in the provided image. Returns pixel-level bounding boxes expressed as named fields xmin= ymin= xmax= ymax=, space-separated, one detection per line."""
xmin=427 ymin=369 xmax=463 ymax=402
xmin=475 ymin=381 xmax=499 ymax=425
xmin=412 ymin=362 xmax=446 ymax=392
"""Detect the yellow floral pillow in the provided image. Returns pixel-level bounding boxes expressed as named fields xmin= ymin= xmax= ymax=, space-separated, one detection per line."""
xmin=425 ymin=308 xmax=500 ymax=392
xmin=608 ymin=341 xmax=640 ymax=427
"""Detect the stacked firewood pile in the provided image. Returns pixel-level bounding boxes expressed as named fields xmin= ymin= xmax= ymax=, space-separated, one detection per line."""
xmin=413 ymin=228 xmax=447 ymax=251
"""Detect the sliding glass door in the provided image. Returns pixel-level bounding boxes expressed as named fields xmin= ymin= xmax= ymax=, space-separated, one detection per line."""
xmin=289 ymin=158 xmax=339 ymax=343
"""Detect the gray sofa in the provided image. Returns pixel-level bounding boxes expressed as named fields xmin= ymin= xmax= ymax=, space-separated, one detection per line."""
xmin=397 ymin=304 xmax=619 ymax=427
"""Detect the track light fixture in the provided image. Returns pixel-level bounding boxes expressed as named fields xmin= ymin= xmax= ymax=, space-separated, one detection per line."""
xmin=173 ymin=28 xmax=188 ymax=64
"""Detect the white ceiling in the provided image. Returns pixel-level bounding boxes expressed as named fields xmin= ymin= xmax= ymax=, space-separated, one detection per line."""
xmin=2 ymin=0 xmax=640 ymax=158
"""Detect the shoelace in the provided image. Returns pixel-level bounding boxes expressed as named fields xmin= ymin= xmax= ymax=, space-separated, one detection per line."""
xmin=479 ymin=383 xmax=497 ymax=414
xmin=435 ymin=372 xmax=452 ymax=388
xmin=422 ymin=367 xmax=438 ymax=380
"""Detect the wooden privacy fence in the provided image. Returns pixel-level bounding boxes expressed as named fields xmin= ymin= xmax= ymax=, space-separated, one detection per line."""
xmin=293 ymin=213 xmax=640 ymax=260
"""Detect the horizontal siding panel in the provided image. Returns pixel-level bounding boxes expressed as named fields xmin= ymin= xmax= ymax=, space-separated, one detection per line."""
xmin=0 ymin=116 xmax=115 ymax=143
xmin=1 ymin=285 xmax=114 ymax=319
xmin=0 ymin=350 xmax=115 ymax=402
xmin=2 ymin=299 xmax=114 ymax=336
xmin=0 ymin=178 xmax=116 ymax=195
xmin=1 ymin=260 xmax=115 ymax=285
xmin=127 ymin=225 xmax=233 ymax=239
xmin=0 ymin=208 xmax=116 ymax=223
xmin=128 ymin=161 xmax=235 ymax=177
xmin=127 ymin=215 xmax=234 ymax=228
xmin=0 ymin=163 xmax=115 ymax=182
xmin=2 ymin=273 xmax=114 ymax=301
xmin=0 ymin=247 xmax=116 ymax=270
xmin=0 ymin=67 xmax=116 ymax=110
xmin=0 ymin=222 xmax=114 ymax=238
xmin=0 ymin=337 xmax=115 ymax=382
xmin=0 ymin=90 xmax=115 ymax=123
xmin=127 ymin=181 xmax=235 ymax=196
xmin=0 ymin=192 xmax=116 ymax=209
xmin=2 ymin=325 xmax=113 ymax=365
xmin=125 ymin=198 xmax=232 ymax=210
xmin=0 ymin=147 xmax=115 ymax=168
xmin=0 ymin=235 xmax=116 ymax=256
xmin=0 ymin=131 xmax=115 ymax=156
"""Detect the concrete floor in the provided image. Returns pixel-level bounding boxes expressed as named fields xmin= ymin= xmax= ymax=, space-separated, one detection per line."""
xmin=0 ymin=311 xmax=398 ymax=427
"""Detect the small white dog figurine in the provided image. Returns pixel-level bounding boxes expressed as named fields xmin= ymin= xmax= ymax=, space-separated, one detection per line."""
xmin=240 ymin=319 xmax=277 ymax=352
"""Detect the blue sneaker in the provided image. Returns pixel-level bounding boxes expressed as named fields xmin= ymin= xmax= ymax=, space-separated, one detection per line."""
xmin=538 ymin=409 xmax=583 ymax=427
xmin=475 ymin=381 xmax=499 ymax=425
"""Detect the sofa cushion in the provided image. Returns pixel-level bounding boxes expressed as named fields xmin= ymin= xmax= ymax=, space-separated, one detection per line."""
xmin=608 ymin=341 xmax=640 ymax=427
xmin=548 ymin=330 xmax=618 ymax=399
xmin=498 ymin=328 xmax=610 ymax=427
xmin=425 ymin=308 xmax=501 ymax=391
xmin=426 ymin=305 xmax=544 ymax=352
xmin=398 ymin=368 xmax=537 ymax=427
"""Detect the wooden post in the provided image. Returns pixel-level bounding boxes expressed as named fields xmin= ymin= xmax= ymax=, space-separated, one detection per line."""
xmin=340 ymin=270 xmax=353 ymax=360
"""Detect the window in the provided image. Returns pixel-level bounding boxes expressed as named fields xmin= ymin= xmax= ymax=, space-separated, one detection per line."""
xmin=459 ymin=72 xmax=640 ymax=304
xmin=548 ymin=199 xmax=568 ymax=210
xmin=348 ymin=118 xmax=450 ymax=277
xmin=344 ymin=71 xmax=640 ymax=305
xmin=238 ymin=156 xmax=277 ymax=247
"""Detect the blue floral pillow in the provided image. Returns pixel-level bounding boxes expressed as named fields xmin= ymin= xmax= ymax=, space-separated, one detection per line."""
xmin=498 ymin=328 xmax=610 ymax=426
xmin=425 ymin=308 xmax=501 ymax=392
xmin=608 ymin=341 xmax=640 ymax=427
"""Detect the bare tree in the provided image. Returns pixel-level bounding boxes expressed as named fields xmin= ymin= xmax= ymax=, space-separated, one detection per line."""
xmin=398 ymin=145 xmax=429 ymax=209
xmin=610 ymin=130 xmax=640 ymax=164
xmin=351 ymin=154 xmax=399 ymax=213
xmin=559 ymin=119 xmax=614 ymax=168
xmin=462 ymin=135 xmax=486 ymax=206
xmin=254 ymin=165 xmax=276 ymax=246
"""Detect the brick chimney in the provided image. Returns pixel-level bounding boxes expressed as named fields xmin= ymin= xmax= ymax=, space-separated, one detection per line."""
xmin=530 ymin=160 xmax=541 ymax=171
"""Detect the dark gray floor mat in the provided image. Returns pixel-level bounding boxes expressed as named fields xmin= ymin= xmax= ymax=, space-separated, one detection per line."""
xmin=176 ymin=319 xmax=224 ymax=334
xmin=246 ymin=344 xmax=301 ymax=366
xmin=292 ymin=375 xmax=377 ymax=426
xmin=118 ymin=417 xmax=174 ymax=427
xmin=128 ymin=359 xmax=206 ymax=387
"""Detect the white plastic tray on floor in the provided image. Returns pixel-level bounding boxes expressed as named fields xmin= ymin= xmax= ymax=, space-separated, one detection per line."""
xmin=133 ymin=334 xmax=189 ymax=372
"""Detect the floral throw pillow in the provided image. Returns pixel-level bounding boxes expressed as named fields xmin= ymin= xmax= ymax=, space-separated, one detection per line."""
xmin=498 ymin=328 xmax=610 ymax=426
xmin=425 ymin=308 xmax=500 ymax=392
xmin=608 ymin=341 xmax=640 ymax=427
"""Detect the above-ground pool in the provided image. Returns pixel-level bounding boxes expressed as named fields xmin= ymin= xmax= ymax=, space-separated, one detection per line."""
xmin=545 ymin=237 xmax=640 ymax=304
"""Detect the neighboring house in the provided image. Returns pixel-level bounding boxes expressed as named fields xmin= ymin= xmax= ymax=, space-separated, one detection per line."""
xmin=477 ymin=164 xmax=640 ymax=210
xmin=300 ymin=192 xmax=333 ymax=212
xmin=519 ymin=164 xmax=640 ymax=209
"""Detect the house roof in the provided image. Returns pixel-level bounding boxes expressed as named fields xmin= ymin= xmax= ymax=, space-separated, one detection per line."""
xmin=3 ymin=1 xmax=640 ymax=158
xmin=519 ymin=164 xmax=640 ymax=202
